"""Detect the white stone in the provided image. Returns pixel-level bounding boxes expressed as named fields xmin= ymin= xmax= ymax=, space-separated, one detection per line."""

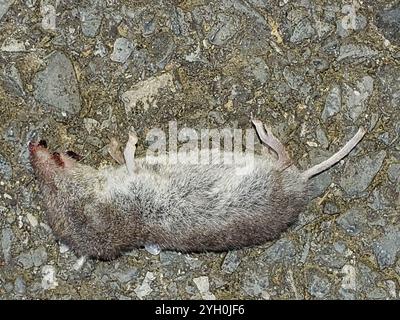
xmin=144 ymin=243 xmax=161 ymax=255
xmin=341 ymin=264 xmax=356 ymax=290
xmin=193 ymin=276 xmax=216 ymax=300
xmin=26 ymin=213 xmax=38 ymax=228
xmin=1 ymin=38 xmax=26 ymax=52
xmin=121 ymin=73 xmax=175 ymax=113
xmin=41 ymin=265 xmax=58 ymax=290
xmin=135 ymin=271 xmax=156 ymax=299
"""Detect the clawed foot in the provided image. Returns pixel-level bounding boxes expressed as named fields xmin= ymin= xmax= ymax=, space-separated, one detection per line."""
xmin=252 ymin=119 xmax=292 ymax=168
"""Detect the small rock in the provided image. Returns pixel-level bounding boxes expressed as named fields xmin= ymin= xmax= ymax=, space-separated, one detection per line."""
xmin=1 ymin=64 xmax=25 ymax=97
xmin=121 ymin=73 xmax=175 ymax=113
xmin=0 ymin=153 xmax=12 ymax=180
xmin=336 ymin=207 xmax=365 ymax=235
xmin=221 ymin=251 xmax=241 ymax=273
xmin=343 ymin=76 xmax=374 ymax=121
xmin=340 ymin=150 xmax=386 ymax=197
xmin=144 ymin=243 xmax=161 ymax=255
xmin=322 ymin=85 xmax=341 ymax=121
xmin=1 ymin=38 xmax=26 ymax=52
xmin=366 ymin=287 xmax=388 ymax=300
xmin=290 ymin=18 xmax=315 ymax=43
xmin=26 ymin=212 xmax=38 ymax=228
xmin=193 ymin=276 xmax=216 ymax=300
xmin=337 ymin=44 xmax=378 ymax=62
xmin=341 ymin=265 xmax=356 ymax=291
xmin=0 ymin=0 xmax=14 ymax=21
xmin=208 ymin=15 xmax=237 ymax=46
xmin=17 ymin=246 xmax=48 ymax=269
xmin=373 ymin=228 xmax=400 ymax=269
xmin=113 ymin=268 xmax=138 ymax=283
xmin=376 ymin=4 xmax=400 ymax=45
xmin=33 ymin=51 xmax=81 ymax=117
xmin=14 ymin=276 xmax=26 ymax=294
xmin=41 ymin=265 xmax=58 ymax=290
xmin=387 ymin=163 xmax=400 ymax=183
xmin=79 ymin=2 xmax=103 ymax=37
xmin=308 ymin=274 xmax=331 ymax=298
xmin=241 ymin=269 xmax=269 ymax=298
xmin=135 ymin=271 xmax=156 ymax=299
xmin=110 ymin=37 xmax=134 ymax=63
xmin=323 ymin=202 xmax=339 ymax=215
xmin=1 ymin=227 xmax=13 ymax=264
xmin=261 ymin=239 xmax=297 ymax=264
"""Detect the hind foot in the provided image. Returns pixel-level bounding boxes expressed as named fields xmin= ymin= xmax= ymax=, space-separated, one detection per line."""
xmin=252 ymin=119 xmax=291 ymax=168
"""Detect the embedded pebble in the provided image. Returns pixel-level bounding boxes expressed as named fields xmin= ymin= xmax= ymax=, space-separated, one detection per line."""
xmin=193 ymin=276 xmax=216 ymax=300
xmin=308 ymin=275 xmax=331 ymax=298
xmin=373 ymin=228 xmax=400 ymax=269
xmin=1 ymin=227 xmax=13 ymax=264
xmin=0 ymin=153 xmax=12 ymax=180
xmin=322 ymin=85 xmax=341 ymax=121
xmin=110 ymin=38 xmax=135 ymax=63
xmin=336 ymin=207 xmax=365 ymax=235
xmin=135 ymin=271 xmax=156 ymax=299
xmin=340 ymin=150 xmax=386 ymax=197
xmin=221 ymin=251 xmax=241 ymax=273
xmin=41 ymin=265 xmax=58 ymax=290
xmin=33 ymin=51 xmax=81 ymax=116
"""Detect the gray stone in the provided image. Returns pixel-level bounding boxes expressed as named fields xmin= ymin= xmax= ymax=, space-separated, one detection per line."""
xmin=366 ymin=287 xmax=389 ymax=300
xmin=1 ymin=64 xmax=25 ymax=97
xmin=241 ymin=269 xmax=269 ymax=298
xmin=315 ymin=127 xmax=329 ymax=149
xmin=169 ymin=7 xmax=189 ymax=37
xmin=337 ymin=44 xmax=378 ymax=62
xmin=221 ymin=251 xmax=241 ymax=273
xmin=0 ymin=0 xmax=13 ymax=21
xmin=377 ymin=65 xmax=400 ymax=111
xmin=1 ymin=227 xmax=13 ymax=264
xmin=373 ymin=228 xmax=400 ymax=269
xmin=290 ymin=18 xmax=315 ymax=43
xmin=33 ymin=51 xmax=81 ymax=117
xmin=261 ymin=239 xmax=297 ymax=264
xmin=310 ymin=171 xmax=332 ymax=198
xmin=340 ymin=150 xmax=386 ymax=197
xmin=110 ymin=37 xmax=135 ymax=63
xmin=208 ymin=15 xmax=237 ymax=46
xmin=336 ymin=207 xmax=365 ymax=235
xmin=247 ymin=57 xmax=269 ymax=85
xmin=322 ymin=85 xmax=341 ymax=121
xmin=315 ymin=246 xmax=346 ymax=269
xmin=79 ymin=1 xmax=103 ymax=38
xmin=376 ymin=4 xmax=400 ymax=45
xmin=0 ymin=153 xmax=12 ymax=180
xmin=17 ymin=246 xmax=48 ymax=269
xmin=14 ymin=277 xmax=26 ymax=294
xmin=343 ymin=76 xmax=374 ymax=121
xmin=308 ymin=275 xmax=331 ymax=298
xmin=112 ymin=268 xmax=138 ymax=283
xmin=368 ymin=187 xmax=391 ymax=211
xmin=323 ymin=202 xmax=339 ymax=215
xmin=387 ymin=163 xmax=400 ymax=183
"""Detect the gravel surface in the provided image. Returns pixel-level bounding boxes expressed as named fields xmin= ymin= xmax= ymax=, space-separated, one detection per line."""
xmin=0 ymin=0 xmax=399 ymax=300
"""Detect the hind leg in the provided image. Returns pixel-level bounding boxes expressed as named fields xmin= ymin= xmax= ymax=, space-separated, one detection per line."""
xmin=123 ymin=130 xmax=138 ymax=175
xmin=108 ymin=130 xmax=139 ymax=175
xmin=252 ymin=120 xmax=291 ymax=168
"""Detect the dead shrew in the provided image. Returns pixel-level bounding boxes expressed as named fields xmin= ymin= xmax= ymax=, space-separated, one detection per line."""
xmin=29 ymin=120 xmax=366 ymax=260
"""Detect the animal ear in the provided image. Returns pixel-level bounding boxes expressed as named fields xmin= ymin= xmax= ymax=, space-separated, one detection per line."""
xmin=66 ymin=150 xmax=82 ymax=161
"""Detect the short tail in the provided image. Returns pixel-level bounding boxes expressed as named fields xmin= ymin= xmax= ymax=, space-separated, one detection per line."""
xmin=301 ymin=127 xmax=366 ymax=180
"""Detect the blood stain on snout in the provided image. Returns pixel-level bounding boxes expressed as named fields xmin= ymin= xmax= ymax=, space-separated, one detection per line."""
xmin=52 ymin=152 xmax=64 ymax=167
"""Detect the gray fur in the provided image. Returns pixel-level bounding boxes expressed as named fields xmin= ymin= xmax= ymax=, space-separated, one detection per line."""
xmin=29 ymin=126 xmax=364 ymax=260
